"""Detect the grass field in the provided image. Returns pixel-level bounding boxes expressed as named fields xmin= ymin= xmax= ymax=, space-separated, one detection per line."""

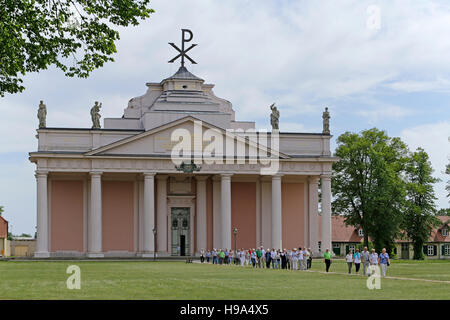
xmin=0 ymin=259 xmax=449 ymax=299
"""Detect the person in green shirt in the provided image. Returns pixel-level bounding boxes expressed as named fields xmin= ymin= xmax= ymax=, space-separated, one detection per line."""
xmin=256 ymin=248 xmax=262 ymax=268
xmin=323 ymin=249 xmax=332 ymax=272
xmin=218 ymin=250 xmax=225 ymax=264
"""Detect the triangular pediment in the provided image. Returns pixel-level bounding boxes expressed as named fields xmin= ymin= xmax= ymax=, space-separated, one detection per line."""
xmin=86 ymin=116 xmax=289 ymax=159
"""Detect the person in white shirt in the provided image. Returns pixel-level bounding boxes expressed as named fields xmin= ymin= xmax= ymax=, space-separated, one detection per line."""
xmin=346 ymin=250 xmax=354 ymax=274
xmin=291 ymin=249 xmax=298 ymax=270
xmin=369 ymin=248 xmax=379 ymax=276
xmin=245 ymin=249 xmax=250 ymax=266
xmin=270 ymin=249 xmax=277 ymax=269
xmin=239 ymin=249 xmax=245 ymax=266
xmin=298 ymin=248 xmax=305 ymax=271
xmin=212 ymin=249 xmax=218 ymax=264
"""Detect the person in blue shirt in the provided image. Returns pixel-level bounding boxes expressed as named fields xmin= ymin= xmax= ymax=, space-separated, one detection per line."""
xmin=353 ymin=249 xmax=361 ymax=274
xmin=378 ymin=248 xmax=390 ymax=277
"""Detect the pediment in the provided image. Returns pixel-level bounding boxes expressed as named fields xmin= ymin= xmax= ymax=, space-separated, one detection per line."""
xmin=86 ymin=116 xmax=289 ymax=159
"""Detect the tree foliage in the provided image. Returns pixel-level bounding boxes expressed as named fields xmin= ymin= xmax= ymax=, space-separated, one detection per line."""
xmin=437 ymin=208 xmax=450 ymax=216
xmin=446 ymin=160 xmax=450 ymax=199
xmin=332 ymin=128 xmax=409 ymax=253
xmin=0 ymin=0 xmax=154 ymax=96
xmin=402 ymin=148 xmax=440 ymax=260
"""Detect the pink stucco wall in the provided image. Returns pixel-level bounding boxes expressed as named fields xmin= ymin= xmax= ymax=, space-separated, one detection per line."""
xmin=102 ymin=181 xmax=134 ymax=252
xmin=51 ymin=180 xmax=84 ymax=252
xmin=231 ymin=182 xmax=256 ymax=249
xmin=282 ymin=182 xmax=305 ymax=249
xmin=206 ymin=178 xmax=213 ymax=250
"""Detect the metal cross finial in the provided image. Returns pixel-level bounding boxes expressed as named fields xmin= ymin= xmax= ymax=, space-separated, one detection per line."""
xmin=168 ymin=29 xmax=197 ymax=67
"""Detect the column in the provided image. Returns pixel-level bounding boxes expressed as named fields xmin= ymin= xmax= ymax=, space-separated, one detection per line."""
xmin=88 ymin=171 xmax=103 ymax=257
xmin=271 ymin=175 xmax=282 ymax=250
xmin=220 ymin=174 xmax=232 ymax=250
xmin=196 ymin=176 xmax=208 ymax=254
xmin=321 ymin=174 xmax=332 ymax=253
xmin=212 ymin=176 xmax=221 ymax=249
xmin=156 ymin=175 xmax=168 ymax=255
xmin=35 ymin=170 xmax=50 ymax=258
xmin=142 ymin=172 xmax=155 ymax=257
xmin=308 ymin=176 xmax=320 ymax=255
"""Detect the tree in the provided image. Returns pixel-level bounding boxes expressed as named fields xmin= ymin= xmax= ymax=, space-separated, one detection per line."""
xmin=332 ymin=128 xmax=408 ymax=254
xmin=437 ymin=208 xmax=450 ymax=216
xmin=0 ymin=0 xmax=154 ymax=96
xmin=402 ymin=148 xmax=441 ymax=260
xmin=446 ymin=161 xmax=450 ymax=199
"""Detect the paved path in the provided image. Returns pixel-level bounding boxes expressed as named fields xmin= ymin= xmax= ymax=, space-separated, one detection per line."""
xmin=195 ymin=261 xmax=450 ymax=284
xmin=298 ymin=269 xmax=450 ymax=285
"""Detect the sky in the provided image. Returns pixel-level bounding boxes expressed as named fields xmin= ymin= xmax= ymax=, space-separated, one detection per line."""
xmin=0 ymin=0 xmax=449 ymax=235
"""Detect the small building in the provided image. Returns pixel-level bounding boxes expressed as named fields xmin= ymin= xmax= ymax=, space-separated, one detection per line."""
xmin=0 ymin=216 xmax=10 ymax=257
xmin=11 ymin=237 xmax=36 ymax=257
xmin=329 ymin=215 xmax=450 ymax=259
xmin=396 ymin=216 xmax=450 ymax=260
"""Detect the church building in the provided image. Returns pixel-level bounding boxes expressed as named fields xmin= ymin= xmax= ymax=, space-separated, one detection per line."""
xmin=30 ymin=31 xmax=337 ymax=258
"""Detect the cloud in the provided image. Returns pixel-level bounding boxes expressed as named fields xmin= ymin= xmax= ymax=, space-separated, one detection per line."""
xmin=1 ymin=0 xmax=450 ymax=232
xmin=401 ymin=121 xmax=450 ymax=209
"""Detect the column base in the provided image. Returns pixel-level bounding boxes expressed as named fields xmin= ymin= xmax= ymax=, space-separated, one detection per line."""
xmin=139 ymin=252 xmax=157 ymax=258
xmin=34 ymin=251 xmax=50 ymax=258
xmin=87 ymin=252 xmax=104 ymax=258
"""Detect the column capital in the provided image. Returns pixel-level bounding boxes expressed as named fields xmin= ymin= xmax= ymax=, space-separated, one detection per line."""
xmin=89 ymin=171 xmax=103 ymax=177
xmin=271 ymin=174 xmax=283 ymax=180
xmin=220 ymin=173 xmax=233 ymax=179
xmin=195 ymin=175 xmax=209 ymax=181
xmin=143 ymin=172 xmax=156 ymax=178
xmin=35 ymin=170 xmax=49 ymax=178
xmin=320 ymin=174 xmax=332 ymax=181
xmin=155 ymin=174 xmax=169 ymax=180
xmin=308 ymin=176 xmax=320 ymax=184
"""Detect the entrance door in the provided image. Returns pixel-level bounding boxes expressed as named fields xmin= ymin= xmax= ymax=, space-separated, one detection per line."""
xmin=401 ymin=243 xmax=409 ymax=259
xmin=171 ymin=207 xmax=190 ymax=256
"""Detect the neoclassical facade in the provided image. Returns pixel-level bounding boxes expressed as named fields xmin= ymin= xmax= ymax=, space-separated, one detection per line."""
xmin=30 ymin=65 xmax=338 ymax=258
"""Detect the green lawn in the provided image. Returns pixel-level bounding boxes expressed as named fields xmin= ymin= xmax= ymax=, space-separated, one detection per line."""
xmin=0 ymin=259 xmax=449 ymax=299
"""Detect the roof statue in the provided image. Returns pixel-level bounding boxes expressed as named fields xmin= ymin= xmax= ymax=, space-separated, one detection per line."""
xmin=91 ymin=101 xmax=102 ymax=129
xmin=270 ymin=103 xmax=279 ymax=130
xmin=37 ymin=100 xmax=47 ymax=129
xmin=322 ymin=107 xmax=330 ymax=134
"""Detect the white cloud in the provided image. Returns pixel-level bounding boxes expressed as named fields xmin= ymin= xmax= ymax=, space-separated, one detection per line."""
xmin=2 ymin=0 xmax=450 ymax=232
xmin=401 ymin=121 xmax=450 ymax=209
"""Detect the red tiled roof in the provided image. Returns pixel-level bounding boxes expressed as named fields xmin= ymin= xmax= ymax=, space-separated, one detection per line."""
xmin=318 ymin=215 xmax=364 ymax=242
xmin=324 ymin=215 xmax=450 ymax=243
xmin=0 ymin=215 xmax=8 ymax=239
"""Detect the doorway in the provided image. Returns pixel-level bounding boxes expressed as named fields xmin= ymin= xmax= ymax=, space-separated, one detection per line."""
xmin=171 ymin=207 xmax=190 ymax=256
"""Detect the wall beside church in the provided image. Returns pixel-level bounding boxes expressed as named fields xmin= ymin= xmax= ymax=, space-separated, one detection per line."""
xmin=231 ymin=182 xmax=256 ymax=249
xmin=282 ymin=182 xmax=305 ymax=250
xmin=50 ymin=180 xmax=84 ymax=252
xmin=206 ymin=178 xmax=214 ymax=250
xmin=102 ymin=181 xmax=134 ymax=252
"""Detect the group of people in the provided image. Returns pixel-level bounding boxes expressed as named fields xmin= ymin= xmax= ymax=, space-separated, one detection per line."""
xmin=200 ymin=246 xmax=391 ymax=277
xmin=341 ymin=247 xmax=391 ymax=277
xmin=200 ymin=247 xmax=314 ymax=270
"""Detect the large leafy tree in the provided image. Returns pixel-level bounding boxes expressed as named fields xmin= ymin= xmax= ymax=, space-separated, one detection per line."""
xmin=0 ymin=0 xmax=154 ymax=96
xmin=332 ymin=128 xmax=408 ymax=253
xmin=446 ymin=161 xmax=450 ymax=199
xmin=402 ymin=148 xmax=441 ymax=260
